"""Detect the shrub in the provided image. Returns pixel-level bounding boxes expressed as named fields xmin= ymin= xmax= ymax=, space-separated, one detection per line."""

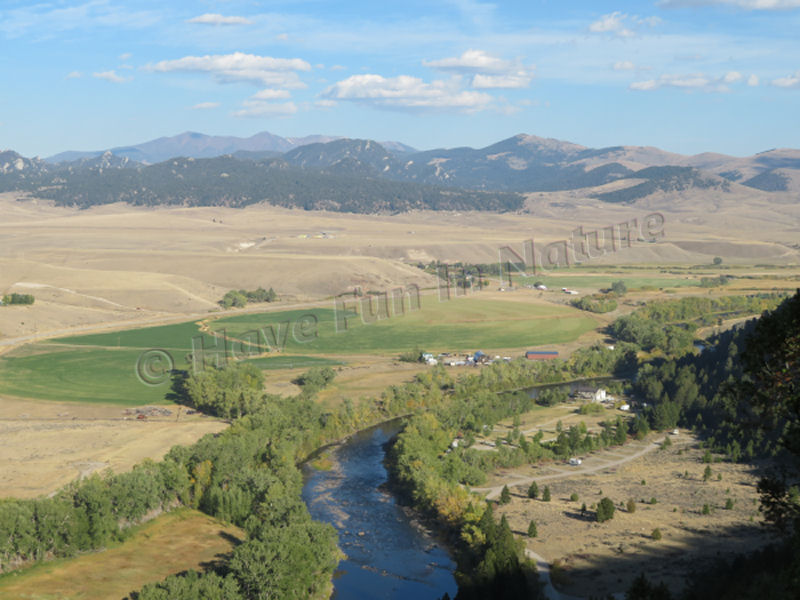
xmin=542 ymin=486 xmax=551 ymax=502
xmin=702 ymin=503 xmax=711 ymax=515
xmin=649 ymin=497 xmax=657 ymax=505
xmin=597 ymin=497 xmax=616 ymax=523
xmin=570 ymin=493 xmax=579 ymax=502
xmin=725 ymin=498 xmax=734 ymax=510
xmin=626 ymin=499 xmax=636 ymax=513
xmin=652 ymin=528 xmax=662 ymax=541
xmin=579 ymin=403 xmax=604 ymax=415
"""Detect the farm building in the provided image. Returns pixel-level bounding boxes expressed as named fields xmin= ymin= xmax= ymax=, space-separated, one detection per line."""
xmin=575 ymin=386 xmax=607 ymax=403
xmin=525 ymin=350 xmax=559 ymax=360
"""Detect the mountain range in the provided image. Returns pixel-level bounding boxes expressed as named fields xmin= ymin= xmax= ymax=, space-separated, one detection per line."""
xmin=2 ymin=132 xmax=798 ymax=213
xmin=44 ymin=131 xmax=417 ymax=164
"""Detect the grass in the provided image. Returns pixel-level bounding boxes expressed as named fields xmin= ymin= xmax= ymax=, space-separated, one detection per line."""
xmin=0 ymin=294 xmax=596 ymax=405
xmin=0 ymin=508 xmax=243 ymax=600
xmin=210 ymin=295 xmax=598 ymax=355
xmin=47 ymin=321 xmax=213 ymax=352
xmin=510 ymin=273 xmax=701 ymax=290
xmin=0 ymin=345 xmax=175 ymax=405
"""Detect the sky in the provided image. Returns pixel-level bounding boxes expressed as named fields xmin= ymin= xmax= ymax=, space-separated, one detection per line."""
xmin=1 ymin=0 xmax=799 ymax=158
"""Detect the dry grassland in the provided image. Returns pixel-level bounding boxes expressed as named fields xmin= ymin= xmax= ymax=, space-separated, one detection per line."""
xmin=0 ymin=508 xmax=243 ymax=600
xmin=492 ymin=432 xmax=774 ymax=598
xmin=0 ymin=396 xmax=227 ymax=499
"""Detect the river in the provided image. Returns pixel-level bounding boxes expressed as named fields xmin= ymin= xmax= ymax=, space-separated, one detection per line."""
xmin=302 ymin=422 xmax=459 ymax=600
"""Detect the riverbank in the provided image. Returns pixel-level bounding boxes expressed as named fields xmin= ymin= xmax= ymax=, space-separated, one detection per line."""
xmin=302 ymin=422 xmax=458 ymax=599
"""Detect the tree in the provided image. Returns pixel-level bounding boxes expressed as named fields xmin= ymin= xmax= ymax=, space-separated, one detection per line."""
xmin=527 ymin=481 xmax=539 ymax=499
xmin=499 ymin=485 xmax=511 ymax=505
xmin=611 ymin=280 xmax=628 ymax=296
xmin=527 ymin=520 xmax=537 ymax=538
xmin=703 ymin=465 xmax=713 ymax=482
xmin=542 ymin=486 xmax=551 ymax=502
xmin=597 ymin=497 xmax=615 ymax=523
xmin=713 ymin=256 xmax=723 ymax=265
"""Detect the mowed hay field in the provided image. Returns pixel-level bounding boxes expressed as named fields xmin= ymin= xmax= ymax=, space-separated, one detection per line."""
xmin=0 ymin=395 xmax=227 ymax=499
xmin=0 ymin=508 xmax=243 ymax=600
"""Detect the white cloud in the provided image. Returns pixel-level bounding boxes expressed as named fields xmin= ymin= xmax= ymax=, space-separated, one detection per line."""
xmin=589 ymin=12 xmax=662 ymax=37
xmin=251 ymin=89 xmax=291 ymax=100
xmin=233 ymin=101 xmax=297 ymax=118
xmin=630 ymin=71 xmax=746 ymax=92
xmin=119 ymin=52 xmax=132 ymax=60
xmin=471 ymin=73 xmax=532 ymax=89
xmin=276 ymin=33 xmax=289 ymax=41
xmin=93 ymin=70 xmax=127 ymax=83
xmin=589 ymin=12 xmax=635 ymax=37
xmin=315 ymin=99 xmax=337 ymax=108
xmin=424 ymin=49 xmax=533 ymax=89
xmin=190 ymin=102 xmax=220 ymax=110
xmin=748 ymin=74 xmax=760 ymax=86
xmin=772 ymin=70 xmax=800 ymax=88
xmin=186 ymin=14 xmax=252 ymax=26
xmin=66 ymin=70 xmax=82 ymax=79
xmin=323 ymin=74 xmax=494 ymax=111
xmin=613 ymin=61 xmax=636 ymax=71
xmin=330 ymin=65 xmax=346 ymax=71
xmin=146 ymin=52 xmax=311 ymax=87
xmin=659 ymin=0 xmax=800 ymax=9
xmin=424 ymin=49 xmax=511 ymax=72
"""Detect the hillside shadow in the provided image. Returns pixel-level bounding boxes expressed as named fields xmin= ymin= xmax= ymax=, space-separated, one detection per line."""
xmin=536 ymin=519 xmax=783 ymax=599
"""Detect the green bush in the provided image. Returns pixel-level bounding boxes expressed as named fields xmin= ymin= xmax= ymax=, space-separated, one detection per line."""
xmin=626 ymin=499 xmax=636 ymax=513
xmin=570 ymin=493 xmax=579 ymax=502
xmin=651 ymin=528 xmax=662 ymax=541
xmin=597 ymin=497 xmax=615 ymax=523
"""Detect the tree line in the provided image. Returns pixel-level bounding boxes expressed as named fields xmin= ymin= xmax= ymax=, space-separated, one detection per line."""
xmin=1 ymin=293 xmax=34 ymax=306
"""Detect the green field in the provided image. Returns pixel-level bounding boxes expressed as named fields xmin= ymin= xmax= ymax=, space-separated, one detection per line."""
xmin=508 ymin=273 xmax=701 ymax=290
xmin=0 ymin=295 xmax=597 ymax=405
xmin=209 ymin=295 xmax=598 ymax=355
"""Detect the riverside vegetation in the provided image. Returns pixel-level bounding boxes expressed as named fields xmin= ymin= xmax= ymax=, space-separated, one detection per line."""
xmin=0 ymin=290 xmax=797 ymax=598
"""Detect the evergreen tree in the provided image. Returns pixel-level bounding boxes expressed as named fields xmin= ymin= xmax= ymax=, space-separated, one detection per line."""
xmin=527 ymin=481 xmax=539 ymax=499
xmin=527 ymin=520 xmax=537 ymax=538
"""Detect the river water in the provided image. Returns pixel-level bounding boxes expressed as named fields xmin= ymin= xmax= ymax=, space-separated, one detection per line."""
xmin=302 ymin=423 xmax=458 ymax=600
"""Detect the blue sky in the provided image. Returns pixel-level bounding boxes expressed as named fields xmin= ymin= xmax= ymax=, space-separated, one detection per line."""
xmin=1 ymin=0 xmax=799 ymax=157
